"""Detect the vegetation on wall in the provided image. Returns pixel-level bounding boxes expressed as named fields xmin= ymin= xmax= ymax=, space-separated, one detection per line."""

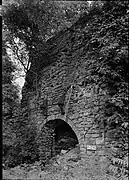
xmin=86 ymin=0 xmax=128 ymax=146
xmin=83 ymin=1 xmax=128 ymax=178
xmin=2 ymin=0 xmax=89 ymax=168
xmin=2 ymin=1 xmax=128 ymax=179
xmin=2 ymin=0 xmax=89 ymax=72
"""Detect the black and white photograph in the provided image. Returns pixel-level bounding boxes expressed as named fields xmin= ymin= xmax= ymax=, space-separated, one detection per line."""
xmin=2 ymin=0 xmax=128 ymax=179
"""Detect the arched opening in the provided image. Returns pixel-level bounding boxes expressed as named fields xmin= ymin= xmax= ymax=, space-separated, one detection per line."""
xmin=54 ymin=119 xmax=79 ymax=154
xmin=39 ymin=119 xmax=79 ymax=163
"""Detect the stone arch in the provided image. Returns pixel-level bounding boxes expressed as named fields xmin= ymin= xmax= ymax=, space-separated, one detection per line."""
xmin=39 ymin=117 xmax=80 ymax=164
xmin=40 ymin=114 xmax=81 ymax=142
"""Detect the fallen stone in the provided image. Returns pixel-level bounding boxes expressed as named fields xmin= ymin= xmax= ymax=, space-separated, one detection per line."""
xmin=61 ymin=149 xmax=68 ymax=154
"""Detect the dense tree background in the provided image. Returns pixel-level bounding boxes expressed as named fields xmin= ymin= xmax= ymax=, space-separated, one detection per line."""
xmin=84 ymin=1 xmax=128 ymax=177
xmin=3 ymin=0 xmax=89 ymax=72
xmin=2 ymin=0 xmax=90 ymax=167
xmin=2 ymin=28 xmax=21 ymax=166
xmin=2 ymin=0 xmax=128 ymax=178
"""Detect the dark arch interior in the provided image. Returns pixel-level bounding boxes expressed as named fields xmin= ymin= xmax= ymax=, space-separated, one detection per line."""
xmin=45 ymin=119 xmax=79 ymax=155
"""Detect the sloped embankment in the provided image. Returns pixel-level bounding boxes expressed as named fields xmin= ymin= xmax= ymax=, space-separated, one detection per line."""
xmin=3 ymin=147 xmax=116 ymax=180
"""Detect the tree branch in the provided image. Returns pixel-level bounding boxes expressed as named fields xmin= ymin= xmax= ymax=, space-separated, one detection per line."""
xmin=11 ymin=39 xmax=29 ymax=73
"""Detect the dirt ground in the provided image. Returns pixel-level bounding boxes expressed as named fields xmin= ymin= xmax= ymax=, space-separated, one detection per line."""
xmin=2 ymin=148 xmax=118 ymax=180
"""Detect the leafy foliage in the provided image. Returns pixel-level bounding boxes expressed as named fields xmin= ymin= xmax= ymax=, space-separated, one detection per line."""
xmin=2 ymin=0 xmax=89 ymax=167
xmin=84 ymin=1 xmax=129 ymax=178
xmin=2 ymin=0 xmax=129 ymax=174
xmin=2 ymin=38 xmax=20 ymax=122
xmin=2 ymin=0 xmax=89 ymax=68
xmin=2 ymin=30 xmax=21 ymax=167
xmin=105 ymin=147 xmax=128 ymax=179
xmin=85 ymin=0 xmax=128 ymax=146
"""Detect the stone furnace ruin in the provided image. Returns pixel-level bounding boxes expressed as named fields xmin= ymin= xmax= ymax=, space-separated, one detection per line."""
xmin=21 ymin=10 xmax=112 ymax=163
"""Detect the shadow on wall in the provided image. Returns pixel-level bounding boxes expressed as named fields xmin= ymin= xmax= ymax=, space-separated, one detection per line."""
xmin=40 ymin=119 xmax=79 ymax=158
xmin=54 ymin=119 xmax=79 ymax=154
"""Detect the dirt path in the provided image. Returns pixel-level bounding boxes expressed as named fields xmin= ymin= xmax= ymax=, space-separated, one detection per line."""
xmin=2 ymin=149 xmax=115 ymax=180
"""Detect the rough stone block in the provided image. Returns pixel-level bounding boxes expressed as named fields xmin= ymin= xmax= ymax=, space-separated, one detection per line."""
xmin=87 ymin=150 xmax=95 ymax=156
xmin=91 ymin=133 xmax=99 ymax=138
xmin=80 ymin=147 xmax=86 ymax=154
xmin=97 ymin=150 xmax=105 ymax=156
xmin=96 ymin=135 xmax=104 ymax=145
xmin=87 ymin=145 xmax=97 ymax=151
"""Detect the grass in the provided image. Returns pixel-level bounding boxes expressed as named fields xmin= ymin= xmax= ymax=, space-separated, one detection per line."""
xmin=2 ymin=148 xmax=127 ymax=180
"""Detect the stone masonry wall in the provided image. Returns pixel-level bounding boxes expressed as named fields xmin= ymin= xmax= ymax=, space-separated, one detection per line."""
xmin=21 ymin=11 xmax=111 ymax=162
